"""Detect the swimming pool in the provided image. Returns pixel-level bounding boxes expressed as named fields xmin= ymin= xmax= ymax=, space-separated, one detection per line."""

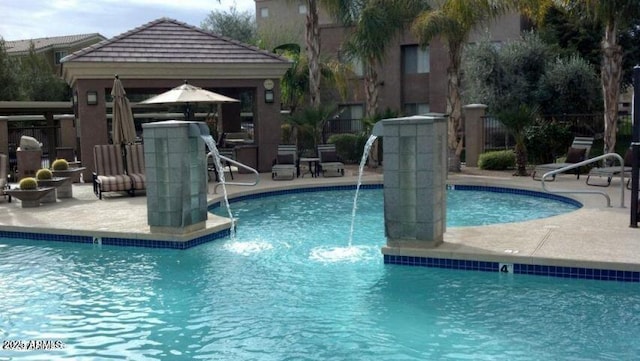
xmin=3 ymin=187 xmax=635 ymax=360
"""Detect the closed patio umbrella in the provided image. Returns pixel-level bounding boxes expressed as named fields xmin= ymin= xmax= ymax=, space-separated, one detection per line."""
xmin=111 ymin=75 xmax=137 ymax=144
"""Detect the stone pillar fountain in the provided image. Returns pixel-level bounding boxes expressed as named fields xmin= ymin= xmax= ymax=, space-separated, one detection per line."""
xmin=142 ymin=120 xmax=209 ymax=234
xmin=373 ymin=115 xmax=448 ymax=250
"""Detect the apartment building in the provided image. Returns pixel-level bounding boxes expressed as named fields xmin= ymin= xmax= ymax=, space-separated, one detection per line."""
xmin=255 ymin=0 xmax=525 ymax=126
xmin=5 ymin=33 xmax=106 ymax=74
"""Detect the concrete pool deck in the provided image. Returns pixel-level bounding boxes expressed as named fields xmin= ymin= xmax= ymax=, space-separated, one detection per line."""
xmin=0 ymin=166 xmax=638 ymax=273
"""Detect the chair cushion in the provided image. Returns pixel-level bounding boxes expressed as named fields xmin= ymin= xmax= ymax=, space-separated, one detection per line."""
xmin=565 ymin=147 xmax=586 ymax=163
xmin=624 ymin=148 xmax=634 ymax=167
xmin=277 ymin=154 xmax=294 ymax=164
xmin=321 ymin=151 xmax=340 ymax=163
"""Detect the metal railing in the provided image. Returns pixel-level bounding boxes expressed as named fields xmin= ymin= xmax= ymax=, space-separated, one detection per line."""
xmin=540 ymin=153 xmax=626 ymax=208
xmin=207 ymin=153 xmax=260 ymax=194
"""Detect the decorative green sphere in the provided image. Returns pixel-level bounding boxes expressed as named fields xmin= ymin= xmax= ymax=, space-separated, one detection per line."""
xmin=51 ymin=159 xmax=69 ymax=171
xmin=36 ymin=169 xmax=53 ymax=180
xmin=19 ymin=177 xmax=38 ymax=190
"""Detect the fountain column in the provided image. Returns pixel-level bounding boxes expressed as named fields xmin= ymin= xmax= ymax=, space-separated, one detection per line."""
xmin=142 ymin=120 xmax=209 ymax=234
xmin=379 ymin=115 xmax=447 ymax=250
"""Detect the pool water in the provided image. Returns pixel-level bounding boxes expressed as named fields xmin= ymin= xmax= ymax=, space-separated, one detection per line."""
xmin=3 ymin=189 xmax=635 ymax=361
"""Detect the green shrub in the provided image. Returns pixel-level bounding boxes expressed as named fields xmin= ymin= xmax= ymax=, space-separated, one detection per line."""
xmin=327 ymin=133 xmax=368 ymax=163
xmin=51 ymin=158 xmax=69 ymax=171
xmin=35 ymin=168 xmax=53 ymax=180
xmin=479 ymin=150 xmax=516 ymax=170
xmin=524 ymin=123 xmax=572 ymax=164
xmin=19 ymin=177 xmax=38 ymax=190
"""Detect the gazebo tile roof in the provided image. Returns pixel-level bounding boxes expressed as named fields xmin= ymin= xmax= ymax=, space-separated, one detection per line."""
xmin=61 ymin=18 xmax=288 ymax=65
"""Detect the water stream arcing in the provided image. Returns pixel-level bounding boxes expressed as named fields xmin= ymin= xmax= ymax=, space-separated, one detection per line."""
xmin=306 ymin=134 xmax=379 ymax=262
xmin=202 ymin=135 xmax=235 ymax=237
xmin=348 ymin=135 xmax=378 ymax=246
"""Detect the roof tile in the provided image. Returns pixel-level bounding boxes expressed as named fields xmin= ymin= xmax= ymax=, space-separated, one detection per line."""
xmin=62 ymin=18 xmax=289 ymax=65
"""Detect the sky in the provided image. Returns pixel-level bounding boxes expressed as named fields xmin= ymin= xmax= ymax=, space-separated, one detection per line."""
xmin=1 ymin=0 xmax=256 ymax=41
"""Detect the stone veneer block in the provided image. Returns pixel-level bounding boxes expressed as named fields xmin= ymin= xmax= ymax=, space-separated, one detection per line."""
xmin=382 ymin=115 xmax=447 ymax=247
xmin=143 ymin=121 xmax=209 ymax=231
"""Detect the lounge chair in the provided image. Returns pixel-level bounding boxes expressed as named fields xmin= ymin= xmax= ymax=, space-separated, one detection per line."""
xmin=532 ymin=136 xmax=594 ymax=181
xmin=125 ymin=143 xmax=146 ymax=194
xmin=586 ymin=147 xmax=634 ymax=187
xmin=93 ymin=144 xmax=133 ymax=199
xmin=271 ymin=144 xmax=298 ymax=180
xmin=0 ymin=154 xmax=11 ymax=202
xmin=317 ymin=144 xmax=344 ymax=177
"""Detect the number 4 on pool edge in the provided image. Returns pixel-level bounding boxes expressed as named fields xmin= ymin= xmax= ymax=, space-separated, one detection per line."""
xmin=499 ymin=263 xmax=512 ymax=273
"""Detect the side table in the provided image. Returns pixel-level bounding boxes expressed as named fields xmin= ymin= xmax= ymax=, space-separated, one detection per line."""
xmin=299 ymin=157 xmax=320 ymax=178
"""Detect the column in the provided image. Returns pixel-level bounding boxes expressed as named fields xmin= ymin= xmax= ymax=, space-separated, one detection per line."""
xmin=382 ymin=115 xmax=447 ymax=248
xmin=143 ymin=121 xmax=209 ymax=234
xmin=462 ymin=104 xmax=487 ymax=167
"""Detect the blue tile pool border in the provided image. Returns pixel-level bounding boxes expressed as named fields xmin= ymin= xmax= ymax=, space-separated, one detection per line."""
xmin=446 ymin=184 xmax=583 ymax=208
xmin=384 ymin=255 xmax=640 ymax=283
xmin=0 ymin=228 xmax=230 ymax=250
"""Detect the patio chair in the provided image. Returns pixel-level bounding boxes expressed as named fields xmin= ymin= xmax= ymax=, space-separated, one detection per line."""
xmin=271 ymin=144 xmax=298 ymax=180
xmin=125 ymin=143 xmax=146 ymax=194
xmin=208 ymin=148 xmax=236 ymax=182
xmin=317 ymin=144 xmax=344 ymax=177
xmin=531 ymin=136 xmax=594 ymax=181
xmin=93 ymin=144 xmax=133 ymax=199
xmin=586 ymin=147 xmax=634 ymax=187
xmin=0 ymin=154 xmax=11 ymax=203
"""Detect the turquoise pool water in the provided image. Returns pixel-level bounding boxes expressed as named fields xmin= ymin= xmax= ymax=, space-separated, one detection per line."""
xmin=4 ymin=188 xmax=636 ymax=361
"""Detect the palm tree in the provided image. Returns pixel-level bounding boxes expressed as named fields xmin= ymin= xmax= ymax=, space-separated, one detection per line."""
xmin=305 ymin=0 xmax=323 ymax=107
xmin=341 ymin=0 xmax=430 ymax=119
xmin=274 ymin=43 xmax=308 ymax=114
xmin=496 ymin=105 xmax=539 ymax=176
xmin=302 ymin=0 xmax=401 ymax=108
xmin=411 ymin=0 xmax=512 ymax=172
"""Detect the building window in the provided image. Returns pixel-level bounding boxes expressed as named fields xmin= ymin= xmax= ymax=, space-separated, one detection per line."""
xmin=260 ymin=7 xmax=269 ymax=18
xmin=350 ymin=57 xmax=364 ymax=77
xmin=299 ymin=4 xmax=307 ymax=14
xmin=54 ymin=51 xmax=67 ymax=64
xmin=334 ymin=104 xmax=364 ymax=133
xmin=338 ymin=51 xmax=364 ymax=77
xmin=402 ymin=45 xmax=429 ymax=74
xmin=404 ymin=103 xmax=430 ymax=116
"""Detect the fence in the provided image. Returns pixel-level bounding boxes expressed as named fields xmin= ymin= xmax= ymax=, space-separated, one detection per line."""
xmin=481 ymin=113 xmax=633 ymax=152
xmin=7 ymin=123 xmax=61 ymax=176
xmin=322 ymin=118 xmax=364 ymax=140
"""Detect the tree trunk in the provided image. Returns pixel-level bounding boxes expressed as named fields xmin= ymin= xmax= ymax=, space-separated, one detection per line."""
xmin=364 ymin=63 xmax=380 ymax=167
xmin=364 ymin=63 xmax=379 ymax=118
xmin=447 ymin=43 xmax=463 ymax=172
xmin=306 ymin=0 xmax=321 ymax=108
xmin=601 ymin=21 xmax=623 ymax=156
xmin=514 ymin=137 xmax=528 ymax=176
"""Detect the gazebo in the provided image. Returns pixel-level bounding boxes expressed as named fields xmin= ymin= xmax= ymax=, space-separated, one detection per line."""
xmin=61 ymin=18 xmax=291 ymax=177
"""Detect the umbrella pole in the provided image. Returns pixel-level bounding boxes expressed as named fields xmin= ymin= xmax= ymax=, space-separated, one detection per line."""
xmin=217 ymin=103 xmax=223 ymax=136
xmin=121 ymin=143 xmax=129 ymax=180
